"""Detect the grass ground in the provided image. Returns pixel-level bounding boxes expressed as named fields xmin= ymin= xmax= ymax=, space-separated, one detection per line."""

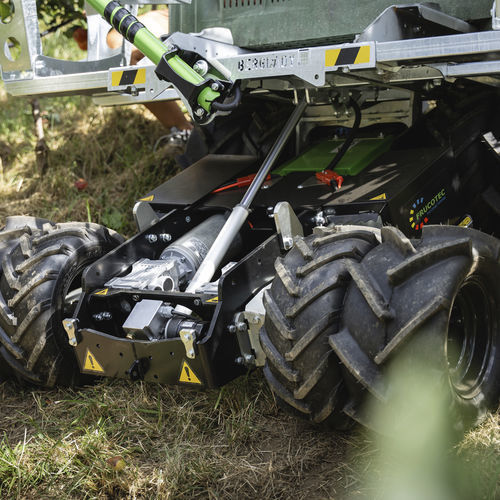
xmin=0 ymin=32 xmax=498 ymax=500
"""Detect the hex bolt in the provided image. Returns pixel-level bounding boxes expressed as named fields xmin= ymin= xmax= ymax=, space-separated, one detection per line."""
xmin=236 ymin=322 xmax=247 ymax=332
xmin=193 ymin=60 xmax=209 ymax=76
xmin=193 ymin=298 xmax=201 ymax=306
xmin=146 ymin=234 xmax=158 ymax=243
xmin=282 ymin=236 xmax=293 ymax=250
xmin=185 ymin=216 xmax=191 ymax=223
xmin=244 ymin=354 xmax=255 ymax=364
xmin=194 ymin=108 xmax=205 ymax=117
xmin=211 ymin=82 xmax=220 ymax=91
xmin=132 ymin=295 xmax=140 ymax=302
xmin=228 ymin=325 xmax=237 ymax=333
xmin=235 ymin=356 xmax=244 ymax=365
xmin=159 ymin=233 xmax=172 ymax=243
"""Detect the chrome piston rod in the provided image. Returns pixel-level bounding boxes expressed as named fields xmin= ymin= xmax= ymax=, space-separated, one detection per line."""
xmin=184 ymin=98 xmax=307 ymax=295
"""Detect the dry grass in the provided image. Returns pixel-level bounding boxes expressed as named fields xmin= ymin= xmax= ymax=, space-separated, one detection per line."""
xmin=0 ymin=53 xmax=498 ymax=498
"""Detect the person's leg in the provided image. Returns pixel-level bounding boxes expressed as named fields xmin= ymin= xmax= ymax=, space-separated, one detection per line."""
xmin=145 ymin=101 xmax=193 ymax=130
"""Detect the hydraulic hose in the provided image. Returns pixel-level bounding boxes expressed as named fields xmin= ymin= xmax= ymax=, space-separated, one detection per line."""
xmin=326 ymin=97 xmax=361 ymax=172
xmin=211 ymin=85 xmax=242 ymax=112
xmin=86 ymin=0 xmax=220 ymax=112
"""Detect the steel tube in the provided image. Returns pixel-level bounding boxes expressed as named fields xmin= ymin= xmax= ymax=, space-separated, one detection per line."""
xmin=185 ymin=98 xmax=307 ymax=294
xmin=241 ymin=99 xmax=308 ymax=209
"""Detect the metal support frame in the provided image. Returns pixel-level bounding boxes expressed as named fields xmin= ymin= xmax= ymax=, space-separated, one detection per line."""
xmin=2 ymin=2 xmax=500 ymax=102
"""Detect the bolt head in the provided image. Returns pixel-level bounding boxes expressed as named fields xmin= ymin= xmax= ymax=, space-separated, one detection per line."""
xmin=194 ymin=108 xmax=205 ymax=117
xmin=185 ymin=216 xmax=191 ymax=223
xmin=228 ymin=325 xmax=237 ymax=333
xmin=211 ymin=82 xmax=219 ymax=91
xmin=194 ymin=298 xmax=201 ymax=306
xmin=236 ymin=322 xmax=247 ymax=332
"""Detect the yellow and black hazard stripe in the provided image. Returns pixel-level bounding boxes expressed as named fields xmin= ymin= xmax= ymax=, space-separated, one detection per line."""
xmin=111 ymin=68 xmax=147 ymax=88
xmin=325 ymin=45 xmax=371 ymax=67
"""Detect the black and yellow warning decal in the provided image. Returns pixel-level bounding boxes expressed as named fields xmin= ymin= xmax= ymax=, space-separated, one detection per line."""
xmin=110 ymin=68 xmax=146 ymax=88
xmin=139 ymin=194 xmax=155 ymax=202
xmin=94 ymin=288 xmax=109 ymax=296
xmin=325 ymin=45 xmax=371 ymax=67
xmin=83 ymin=349 xmax=105 ymax=374
xmin=205 ymin=296 xmax=219 ymax=304
xmin=178 ymin=360 xmax=202 ymax=385
xmin=370 ymin=193 xmax=387 ymax=201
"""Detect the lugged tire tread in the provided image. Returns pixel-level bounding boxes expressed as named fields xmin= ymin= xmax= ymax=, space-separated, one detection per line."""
xmin=387 ymin=238 xmax=472 ymax=285
xmin=263 ymin=290 xmax=296 ymax=340
xmin=274 ymin=257 xmax=300 ymax=297
xmin=285 ymin=310 xmax=339 ymax=362
xmin=285 ymin=274 xmax=346 ymax=319
xmin=381 ymin=226 xmax=417 ymax=256
xmin=294 ymin=238 xmax=313 ymax=260
xmin=374 ymin=296 xmax=451 ymax=365
xmin=12 ymin=300 xmax=50 ymax=343
xmin=0 ymin=226 xmax=32 ymax=243
xmin=0 ymin=346 xmax=41 ymax=383
xmin=264 ymin=365 xmax=311 ymax=414
xmin=293 ymin=352 xmax=329 ymax=400
xmin=312 ymin=230 xmax=378 ymax=249
xmin=345 ymin=260 xmax=394 ymax=321
xmin=0 ymin=292 xmax=17 ymax=327
xmin=329 ymin=328 xmax=387 ymax=402
xmin=15 ymin=244 xmax=70 ymax=274
xmin=0 ymin=325 xmax=24 ymax=360
xmin=260 ymin=327 xmax=300 ymax=383
xmin=296 ymin=247 xmax=363 ymax=277
xmin=32 ymin=228 xmax=90 ymax=247
xmin=8 ymin=270 xmax=59 ymax=308
xmin=262 ymin=230 xmax=378 ymax=428
xmin=313 ymin=382 xmax=343 ymax=423
xmin=0 ymin=220 xmax=122 ymax=387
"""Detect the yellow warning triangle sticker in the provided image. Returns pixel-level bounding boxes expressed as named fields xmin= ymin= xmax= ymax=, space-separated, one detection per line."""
xmin=94 ymin=288 xmax=108 ymax=296
xmin=83 ymin=349 xmax=105 ymax=373
xmin=370 ymin=193 xmax=387 ymax=200
xmin=140 ymin=195 xmax=155 ymax=202
xmin=178 ymin=360 xmax=202 ymax=385
xmin=206 ymin=296 xmax=219 ymax=303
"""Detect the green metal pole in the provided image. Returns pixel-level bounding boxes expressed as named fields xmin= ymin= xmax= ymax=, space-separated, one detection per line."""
xmin=86 ymin=0 xmax=219 ymax=111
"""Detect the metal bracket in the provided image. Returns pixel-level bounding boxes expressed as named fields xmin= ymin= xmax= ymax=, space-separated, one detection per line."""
xmin=179 ymin=327 xmax=196 ymax=359
xmin=231 ymin=312 xmax=256 ymax=367
xmin=126 ymin=357 xmax=150 ymax=381
xmin=273 ymin=201 xmax=304 ymax=250
xmin=62 ymin=318 xmax=80 ymax=347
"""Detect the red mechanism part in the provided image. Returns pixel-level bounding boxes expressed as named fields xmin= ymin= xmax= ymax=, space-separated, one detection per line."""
xmin=212 ymin=173 xmax=271 ymax=193
xmin=315 ymin=169 xmax=344 ymax=190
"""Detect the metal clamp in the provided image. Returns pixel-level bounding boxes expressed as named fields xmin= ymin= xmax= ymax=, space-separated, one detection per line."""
xmin=62 ymin=318 xmax=79 ymax=346
xmin=180 ymin=327 xmax=197 ymax=359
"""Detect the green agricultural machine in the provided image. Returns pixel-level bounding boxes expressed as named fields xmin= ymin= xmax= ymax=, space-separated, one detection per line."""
xmin=0 ymin=0 xmax=499 ymax=433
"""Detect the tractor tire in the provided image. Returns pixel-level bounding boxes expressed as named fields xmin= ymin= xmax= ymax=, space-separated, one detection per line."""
xmin=330 ymin=225 xmax=500 ymax=433
xmin=0 ymin=217 xmax=53 ymax=380
xmin=0 ymin=220 xmax=123 ymax=387
xmin=261 ymin=226 xmax=379 ymax=427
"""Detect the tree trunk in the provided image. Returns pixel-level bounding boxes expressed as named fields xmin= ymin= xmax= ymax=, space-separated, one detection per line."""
xmin=30 ymin=98 xmax=49 ymax=174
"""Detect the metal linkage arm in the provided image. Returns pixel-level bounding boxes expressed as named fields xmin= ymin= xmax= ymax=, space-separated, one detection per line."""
xmin=86 ymin=0 xmax=238 ymax=123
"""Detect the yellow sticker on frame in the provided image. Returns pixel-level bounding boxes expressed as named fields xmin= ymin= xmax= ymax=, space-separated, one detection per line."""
xmin=83 ymin=349 xmax=105 ymax=373
xmin=178 ymin=361 xmax=202 ymax=385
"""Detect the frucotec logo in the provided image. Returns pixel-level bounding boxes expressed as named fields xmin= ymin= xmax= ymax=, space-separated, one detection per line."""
xmin=409 ymin=188 xmax=446 ymax=231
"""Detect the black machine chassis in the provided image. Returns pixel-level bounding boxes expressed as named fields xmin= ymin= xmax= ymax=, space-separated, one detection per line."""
xmin=68 ymin=109 xmax=500 ymax=389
